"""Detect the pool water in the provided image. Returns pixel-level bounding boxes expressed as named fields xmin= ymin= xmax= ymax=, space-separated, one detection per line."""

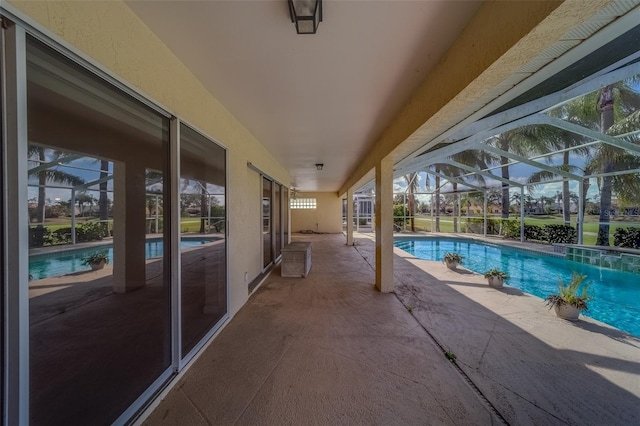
xmin=30 ymin=238 xmax=219 ymax=281
xmin=395 ymin=237 xmax=640 ymax=337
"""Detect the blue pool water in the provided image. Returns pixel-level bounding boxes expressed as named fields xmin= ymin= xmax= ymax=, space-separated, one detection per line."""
xmin=30 ymin=237 xmax=219 ymax=280
xmin=395 ymin=237 xmax=640 ymax=337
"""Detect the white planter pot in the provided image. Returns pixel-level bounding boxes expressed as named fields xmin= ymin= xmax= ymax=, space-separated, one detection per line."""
xmin=445 ymin=260 xmax=459 ymax=270
xmin=487 ymin=276 xmax=504 ymax=288
xmin=90 ymin=260 xmax=106 ymax=271
xmin=554 ymin=304 xmax=580 ymax=321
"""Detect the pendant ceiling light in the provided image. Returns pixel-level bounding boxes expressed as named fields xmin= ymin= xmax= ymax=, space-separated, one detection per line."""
xmin=288 ymin=0 xmax=322 ymax=34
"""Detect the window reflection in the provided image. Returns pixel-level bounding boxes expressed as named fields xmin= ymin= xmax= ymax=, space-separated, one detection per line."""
xmin=180 ymin=124 xmax=227 ymax=357
xmin=263 ymin=178 xmax=272 ymax=268
xmin=27 ymin=37 xmax=171 ymax=425
xmin=275 ymin=183 xmax=282 ymax=259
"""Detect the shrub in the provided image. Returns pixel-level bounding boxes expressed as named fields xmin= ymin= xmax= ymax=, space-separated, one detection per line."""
xmin=29 ymin=226 xmax=46 ymax=248
xmin=543 ymin=224 xmax=577 ymax=244
xmin=464 ymin=218 xmax=499 ymax=234
xmin=613 ymin=227 xmax=640 ymax=249
xmin=500 ymin=220 xmax=520 ymax=239
xmin=393 ymin=204 xmax=406 ymax=229
xmin=148 ymin=218 xmax=164 ymax=233
xmin=49 ymin=227 xmax=72 ymax=245
xmin=77 ymin=221 xmax=105 ymax=242
xmin=524 ymin=224 xmax=545 ymax=241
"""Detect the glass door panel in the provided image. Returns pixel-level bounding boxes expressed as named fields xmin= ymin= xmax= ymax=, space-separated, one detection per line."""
xmin=179 ymin=124 xmax=227 ymax=357
xmin=26 ymin=36 xmax=171 ymax=425
xmin=274 ymin=183 xmax=282 ymax=259
xmin=263 ymin=178 xmax=272 ymax=268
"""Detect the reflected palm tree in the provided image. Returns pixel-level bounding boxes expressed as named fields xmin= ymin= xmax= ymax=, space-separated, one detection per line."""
xmin=28 ymin=146 xmax=84 ymax=246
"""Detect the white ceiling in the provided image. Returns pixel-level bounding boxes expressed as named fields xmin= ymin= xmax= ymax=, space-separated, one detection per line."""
xmin=126 ymin=0 xmax=482 ymax=192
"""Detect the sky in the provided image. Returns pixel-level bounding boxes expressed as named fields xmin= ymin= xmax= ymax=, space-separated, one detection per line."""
xmin=393 ymin=161 xmax=602 ymax=203
xmin=28 ymin=151 xmax=225 ymax=207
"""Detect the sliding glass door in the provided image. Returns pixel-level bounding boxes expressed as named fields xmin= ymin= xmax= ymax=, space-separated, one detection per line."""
xmin=274 ymin=183 xmax=282 ymax=259
xmin=1 ymin=19 xmax=230 ymax=426
xmin=180 ymin=124 xmax=227 ymax=358
xmin=262 ymin=178 xmax=288 ymax=270
xmin=26 ymin=36 xmax=172 ymax=425
xmin=263 ymin=177 xmax=272 ymax=269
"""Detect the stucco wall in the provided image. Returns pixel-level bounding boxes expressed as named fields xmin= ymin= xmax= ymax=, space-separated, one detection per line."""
xmin=8 ymin=0 xmax=290 ymax=316
xmin=291 ymin=192 xmax=343 ymax=234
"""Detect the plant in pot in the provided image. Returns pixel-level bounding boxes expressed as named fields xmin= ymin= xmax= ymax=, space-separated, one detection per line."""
xmin=82 ymin=252 xmax=109 ymax=271
xmin=545 ymin=272 xmax=591 ymax=321
xmin=483 ymin=268 xmax=508 ymax=288
xmin=443 ymin=252 xmax=463 ymax=270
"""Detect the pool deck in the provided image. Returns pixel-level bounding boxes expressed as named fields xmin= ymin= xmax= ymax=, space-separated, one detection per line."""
xmin=144 ymin=233 xmax=640 ymax=425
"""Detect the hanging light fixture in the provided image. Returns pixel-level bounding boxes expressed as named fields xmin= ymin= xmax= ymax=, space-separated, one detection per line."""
xmin=288 ymin=0 xmax=322 ymax=34
xmin=315 ymin=163 xmax=324 ymax=170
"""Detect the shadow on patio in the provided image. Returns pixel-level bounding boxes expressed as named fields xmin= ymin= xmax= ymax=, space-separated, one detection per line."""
xmin=145 ymin=233 xmax=640 ymax=425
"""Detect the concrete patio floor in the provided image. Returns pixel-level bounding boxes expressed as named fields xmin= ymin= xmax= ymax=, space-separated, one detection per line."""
xmin=144 ymin=233 xmax=640 ymax=425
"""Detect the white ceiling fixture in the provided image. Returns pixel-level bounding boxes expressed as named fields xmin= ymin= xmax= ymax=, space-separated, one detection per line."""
xmin=288 ymin=0 xmax=322 ymax=35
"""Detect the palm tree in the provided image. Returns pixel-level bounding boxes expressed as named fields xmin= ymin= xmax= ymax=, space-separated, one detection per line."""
xmin=525 ymin=123 xmax=590 ymax=225
xmin=592 ymin=81 xmax=640 ymax=245
xmin=486 ymin=127 xmax=542 ymax=219
xmin=98 ymin=160 xmax=109 ymax=236
xmin=591 ymin=114 xmax=640 ymax=207
xmin=28 ymin=146 xmax=84 ymax=246
xmin=437 ymin=150 xmax=493 ymax=232
xmin=199 ymin=181 xmax=208 ymax=233
xmin=544 ymin=78 xmax=640 ymax=244
xmin=403 ymin=172 xmax=418 ymax=231
xmin=75 ymin=192 xmax=96 ymax=217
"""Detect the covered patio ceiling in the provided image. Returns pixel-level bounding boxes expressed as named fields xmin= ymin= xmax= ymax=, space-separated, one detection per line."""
xmin=382 ymin=28 xmax=640 ymax=198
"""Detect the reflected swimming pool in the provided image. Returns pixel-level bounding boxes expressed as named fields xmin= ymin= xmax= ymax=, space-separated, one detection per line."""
xmin=29 ymin=237 xmax=220 ymax=281
xmin=394 ymin=237 xmax=640 ymax=337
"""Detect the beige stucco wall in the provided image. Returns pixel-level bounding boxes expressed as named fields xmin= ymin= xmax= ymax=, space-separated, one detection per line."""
xmin=291 ymin=192 xmax=343 ymax=234
xmin=8 ymin=0 xmax=290 ymax=316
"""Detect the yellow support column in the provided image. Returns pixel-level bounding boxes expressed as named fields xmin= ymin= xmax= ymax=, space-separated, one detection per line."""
xmin=375 ymin=157 xmax=394 ymax=293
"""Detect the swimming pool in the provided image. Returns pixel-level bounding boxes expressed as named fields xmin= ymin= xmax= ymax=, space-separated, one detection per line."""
xmin=394 ymin=237 xmax=640 ymax=337
xmin=29 ymin=237 xmax=220 ymax=280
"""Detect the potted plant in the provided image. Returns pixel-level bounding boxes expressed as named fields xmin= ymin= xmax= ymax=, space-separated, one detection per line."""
xmin=544 ymin=272 xmax=591 ymax=321
xmin=443 ymin=252 xmax=463 ymax=270
xmin=484 ymin=268 xmax=508 ymax=288
xmin=82 ymin=252 xmax=109 ymax=271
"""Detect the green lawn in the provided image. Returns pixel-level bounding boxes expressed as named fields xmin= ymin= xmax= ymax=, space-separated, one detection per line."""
xmin=31 ymin=217 xmax=215 ymax=234
xmin=395 ymin=214 xmax=637 ymax=246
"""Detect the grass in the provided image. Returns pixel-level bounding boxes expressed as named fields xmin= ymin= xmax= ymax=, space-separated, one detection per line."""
xmin=395 ymin=214 xmax=633 ymax=246
xmin=31 ymin=218 xmax=211 ymax=234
